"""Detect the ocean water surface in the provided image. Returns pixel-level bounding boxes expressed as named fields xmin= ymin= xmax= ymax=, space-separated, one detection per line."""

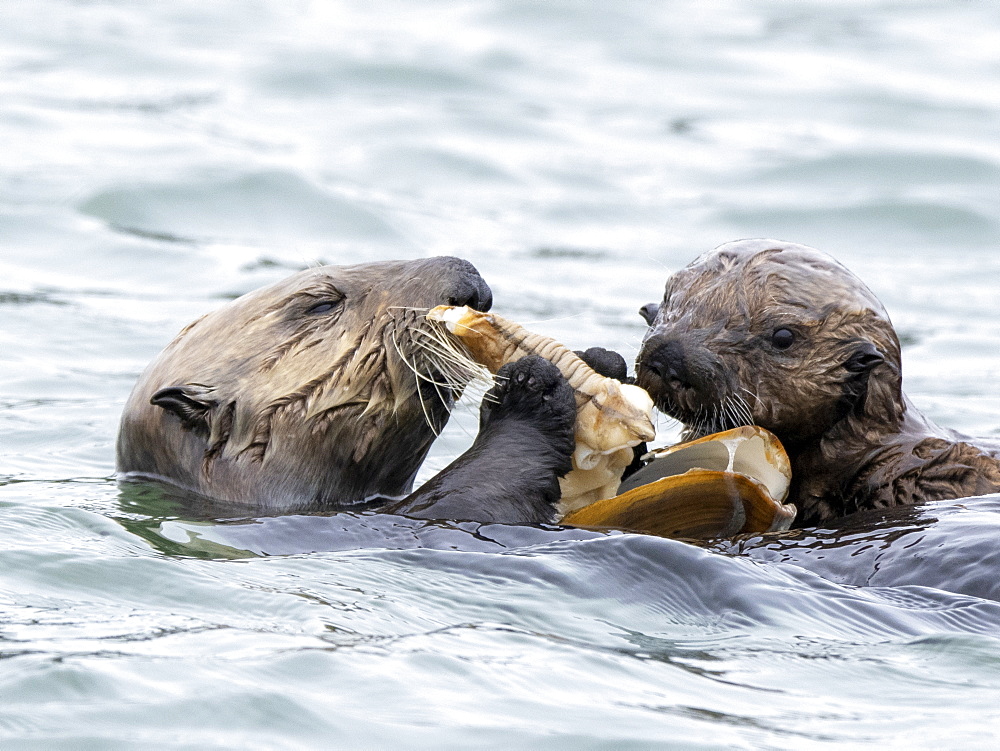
xmin=2 ymin=0 xmax=1000 ymax=747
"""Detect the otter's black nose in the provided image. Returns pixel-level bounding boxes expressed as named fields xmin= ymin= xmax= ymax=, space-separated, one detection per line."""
xmin=448 ymin=276 xmax=493 ymax=312
xmin=640 ymin=338 xmax=692 ymax=389
xmin=435 ymin=257 xmax=494 ymax=312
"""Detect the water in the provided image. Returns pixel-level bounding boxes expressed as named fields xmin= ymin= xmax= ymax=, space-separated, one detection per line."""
xmin=3 ymin=0 xmax=1000 ymax=747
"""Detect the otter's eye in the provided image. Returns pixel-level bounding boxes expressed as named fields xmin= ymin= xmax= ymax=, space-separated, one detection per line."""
xmin=307 ymin=300 xmax=342 ymax=315
xmin=771 ymin=328 xmax=795 ymax=350
xmin=771 ymin=329 xmax=795 ymax=349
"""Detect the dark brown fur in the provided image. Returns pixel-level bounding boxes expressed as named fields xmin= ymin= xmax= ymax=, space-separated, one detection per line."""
xmin=388 ymin=355 xmax=577 ymax=524
xmin=636 ymin=239 xmax=1000 ymax=526
xmin=117 ymin=256 xmax=492 ymax=512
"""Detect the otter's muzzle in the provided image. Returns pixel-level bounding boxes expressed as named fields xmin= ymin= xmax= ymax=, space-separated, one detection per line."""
xmin=636 ymin=332 xmax=726 ymax=421
xmin=430 ymin=256 xmax=493 ymax=313
xmin=638 ymin=337 xmax=694 ymax=390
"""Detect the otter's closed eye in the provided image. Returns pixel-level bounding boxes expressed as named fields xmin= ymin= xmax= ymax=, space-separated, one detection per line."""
xmin=771 ymin=328 xmax=795 ymax=349
xmin=307 ymin=300 xmax=342 ymax=315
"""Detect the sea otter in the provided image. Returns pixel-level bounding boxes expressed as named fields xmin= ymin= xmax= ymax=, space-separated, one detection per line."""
xmin=119 ymin=254 xmax=631 ymax=525
xmin=635 ymin=239 xmax=1000 ymax=526
xmin=117 ymin=256 xmax=509 ymax=512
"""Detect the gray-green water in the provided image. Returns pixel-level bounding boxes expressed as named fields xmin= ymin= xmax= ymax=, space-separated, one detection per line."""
xmin=3 ymin=1 xmax=1000 ymax=747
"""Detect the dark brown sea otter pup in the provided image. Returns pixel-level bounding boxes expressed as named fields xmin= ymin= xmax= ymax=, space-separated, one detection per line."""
xmin=635 ymin=239 xmax=1000 ymax=527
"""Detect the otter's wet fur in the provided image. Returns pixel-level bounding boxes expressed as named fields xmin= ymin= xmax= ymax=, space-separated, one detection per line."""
xmin=389 ymin=355 xmax=577 ymax=524
xmin=636 ymin=239 xmax=1000 ymax=526
xmin=117 ymin=257 xmax=493 ymax=512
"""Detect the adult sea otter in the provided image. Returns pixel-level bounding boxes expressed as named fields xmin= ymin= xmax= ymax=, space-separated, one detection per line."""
xmin=117 ymin=256 xmax=578 ymax=521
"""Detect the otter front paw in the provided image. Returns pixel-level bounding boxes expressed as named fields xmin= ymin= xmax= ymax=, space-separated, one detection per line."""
xmin=574 ymin=346 xmax=629 ymax=382
xmin=387 ymin=354 xmax=578 ymax=525
xmin=480 ymin=355 xmax=577 ymax=432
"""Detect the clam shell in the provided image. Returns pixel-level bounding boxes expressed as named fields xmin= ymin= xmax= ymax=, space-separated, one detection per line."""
xmin=562 ymin=426 xmax=796 ymax=538
xmin=426 ymin=305 xmax=654 ymax=513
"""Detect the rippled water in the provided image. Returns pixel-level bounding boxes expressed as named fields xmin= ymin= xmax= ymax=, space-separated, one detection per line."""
xmin=3 ymin=1 xmax=1000 ymax=747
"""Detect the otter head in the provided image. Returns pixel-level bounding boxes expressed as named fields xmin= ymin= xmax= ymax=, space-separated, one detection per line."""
xmin=117 ymin=256 xmax=492 ymax=511
xmin=636 ymin=239 xmax=903 ymax=449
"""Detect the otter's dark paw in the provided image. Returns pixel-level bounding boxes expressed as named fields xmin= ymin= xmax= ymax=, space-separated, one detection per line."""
xmin=390 ymin=354 xmax=577 ymax=525
xmin=574 ymin=347 xmax=629 ymax=382
xmin=480 ymin=355 xmax=576 ymax=430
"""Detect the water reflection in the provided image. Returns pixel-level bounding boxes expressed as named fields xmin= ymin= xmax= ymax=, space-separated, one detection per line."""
xmin=117 ymin=474 xmax=1000 ymax=605
xmin=713 ymin=495 xmax=1000 ymax=601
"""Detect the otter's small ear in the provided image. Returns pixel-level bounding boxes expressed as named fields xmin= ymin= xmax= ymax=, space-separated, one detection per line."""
xmin=844 ymin=343 xmax=885 ymax=374
xmin=151 ymin=386 xmax=216 ymax=435
xmin=639 ymin=303 xmax=660 ymax=326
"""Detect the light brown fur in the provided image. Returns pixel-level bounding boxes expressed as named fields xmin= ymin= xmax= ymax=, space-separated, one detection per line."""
xmin=117 ymin=257 xmax=491 ymax=512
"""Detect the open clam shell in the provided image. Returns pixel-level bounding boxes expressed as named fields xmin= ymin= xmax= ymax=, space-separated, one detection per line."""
xmin=562 ymin=426 xmax=796 ymax=538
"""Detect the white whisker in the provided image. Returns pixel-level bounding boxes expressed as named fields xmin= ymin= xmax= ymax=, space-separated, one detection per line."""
xmin=390 ymin=328 xmax=441 ymax=435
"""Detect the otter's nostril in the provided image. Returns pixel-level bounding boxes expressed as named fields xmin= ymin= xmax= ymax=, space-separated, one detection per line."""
xmin=646 ymin=354 xmax=677 ymax=382
xmin=642 ymin=339 xmax=692 ymax=389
